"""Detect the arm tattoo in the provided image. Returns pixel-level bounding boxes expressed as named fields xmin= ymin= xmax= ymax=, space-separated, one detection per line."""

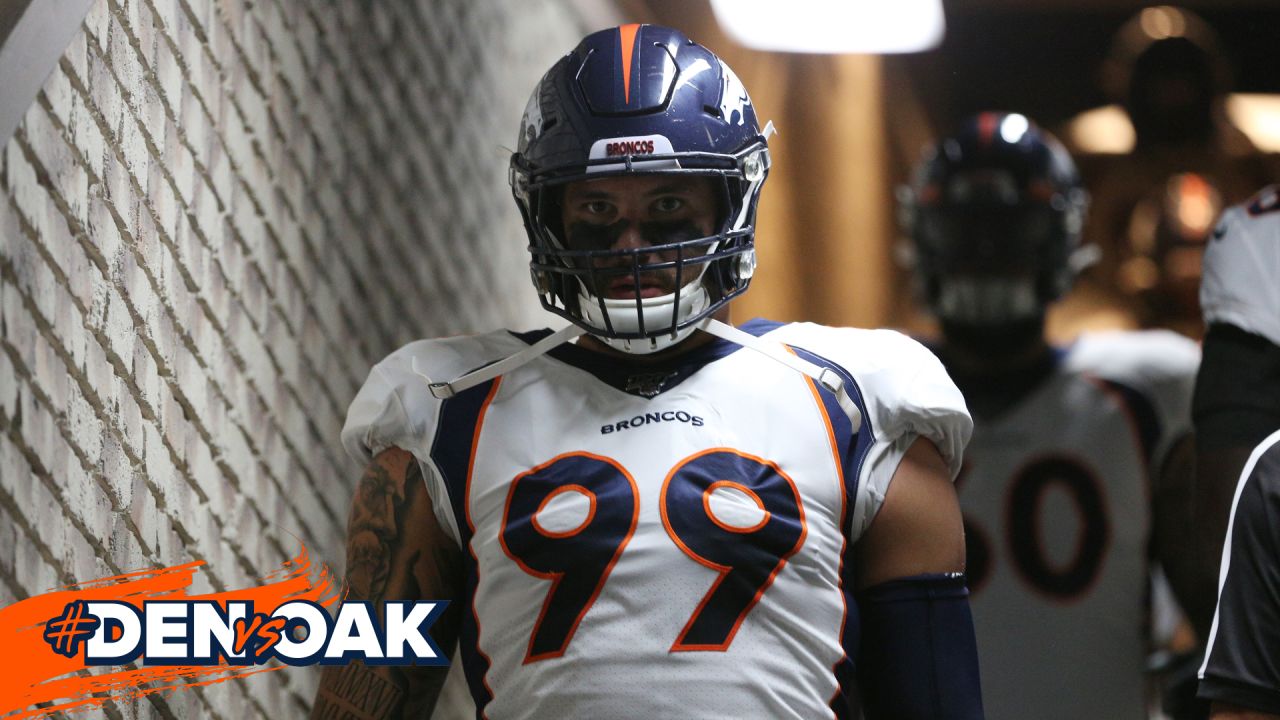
xmin=312 ymin=665 xmax=405 ymax=719
xmin=346 ymin=452 xmax=409 ymax=603
xmin=311 ymin=448 xmax=464 ymax=720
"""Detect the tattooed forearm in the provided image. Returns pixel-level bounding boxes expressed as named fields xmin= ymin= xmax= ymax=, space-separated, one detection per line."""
xmin=311 ymin=665 xmax=405 ymax=719
xmin=346 ymin=450 xmax=414 ymax=603
xmin=311 ymin=447 xmax=463 ymax=720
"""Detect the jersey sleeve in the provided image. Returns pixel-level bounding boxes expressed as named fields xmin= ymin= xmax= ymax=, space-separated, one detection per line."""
xmin=1198 ymin=430 xmax=1280 ymax=715
xmin=1201 ymin=189 xmax=1280 ymax=347
xmin=341 ymin=334 xmax=521 ymax=547
xmin=343 ymin=361 xmax=424 ymax=464
xmin=1071 ymin=331 xmax=1200 ymax=472
xmin=848 ymin=330 xmax=973 ymax=538
xmin=775 ymin=325 xmax=973 ymax=539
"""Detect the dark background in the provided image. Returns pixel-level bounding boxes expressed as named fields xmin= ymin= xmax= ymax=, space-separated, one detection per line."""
xmin=903 ymin=1 xmax=1280 ymax=129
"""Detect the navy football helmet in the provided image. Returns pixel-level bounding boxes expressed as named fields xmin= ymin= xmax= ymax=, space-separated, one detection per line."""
xmin=902 ymin=112 xmax=1090 ymax=327
xmin=510 ymin=24 xmax=771 ymax=354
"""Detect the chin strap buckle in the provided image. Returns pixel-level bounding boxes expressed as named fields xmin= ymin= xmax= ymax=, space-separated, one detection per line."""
xmin=415 ymin=324 xmax=587 ymax=400
xmin=703 ymin=320 xmax=862 ymax=432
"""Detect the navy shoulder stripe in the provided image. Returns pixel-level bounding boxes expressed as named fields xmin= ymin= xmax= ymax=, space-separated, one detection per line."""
xmin=428 ymin=377 xmax=500 ymax=714
xmin=429 ymin=378 xmax=500 ymax=544
xmin=787 ymin=344 xmax=874 ymax=716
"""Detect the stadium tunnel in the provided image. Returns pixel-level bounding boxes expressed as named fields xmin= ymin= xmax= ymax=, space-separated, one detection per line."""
xmin=0 ymin=0 xmax=1277 ymax=717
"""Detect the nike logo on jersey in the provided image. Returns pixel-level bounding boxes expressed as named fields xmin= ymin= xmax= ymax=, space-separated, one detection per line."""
xmin=601 ymin=410 xmax=705 ymax=434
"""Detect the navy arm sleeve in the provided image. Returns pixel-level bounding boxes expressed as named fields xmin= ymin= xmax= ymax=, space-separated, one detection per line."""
xmin=857 ymin=573 xmax=985 ymax=719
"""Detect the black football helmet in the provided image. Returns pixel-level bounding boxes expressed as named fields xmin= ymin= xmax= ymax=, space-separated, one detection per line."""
xmin=903 ymin=112 xmax=1090 ymax=327
xmin=510 ymin=24 xmax=771 ymax=354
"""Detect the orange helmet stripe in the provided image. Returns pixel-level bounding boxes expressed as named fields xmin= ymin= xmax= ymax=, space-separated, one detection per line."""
xmin=619 ymin=24 xmax=641 ymax=105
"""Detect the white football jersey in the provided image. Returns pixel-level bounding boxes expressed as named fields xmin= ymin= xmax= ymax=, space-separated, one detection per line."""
xmin=1202 ymin=185 xmax=1280 ymax=345
xmin=343 ymin=319 xmax=971 ymax=719
xmin=955 ymin=330 xmax=1198 ymax=720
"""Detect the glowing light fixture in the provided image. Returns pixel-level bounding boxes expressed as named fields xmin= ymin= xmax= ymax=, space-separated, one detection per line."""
xmin=1139 ymin=6 xmax=1187 ymax=41
xmin=1227 ymin=94 xmax=1280 ymax=153
xmin=999 ymin=114 xmax=1030 ymax=144
xmin=1068 ymin=105 xmax=1136 ymax=154
xmin=1068 ymin=96 xmax=1280 ymax=154
xmin=710 ymin=0 xmax=946 ymax=54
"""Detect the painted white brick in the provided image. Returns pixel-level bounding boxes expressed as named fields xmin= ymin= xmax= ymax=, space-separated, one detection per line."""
xmin=2 ymin=1 xmax=610 ymax=716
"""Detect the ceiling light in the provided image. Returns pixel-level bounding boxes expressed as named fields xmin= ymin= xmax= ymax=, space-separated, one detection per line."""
xmin=710 ymin=0 xmax=946 ymax=55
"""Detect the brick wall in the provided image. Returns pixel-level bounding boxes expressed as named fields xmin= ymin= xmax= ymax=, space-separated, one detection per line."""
xmin=0 ymin=0 xmax=609 ymax=716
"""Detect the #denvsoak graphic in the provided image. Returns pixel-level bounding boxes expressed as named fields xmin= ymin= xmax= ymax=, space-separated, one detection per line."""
xmin=0 ymin=543 xmax=447 ymax=717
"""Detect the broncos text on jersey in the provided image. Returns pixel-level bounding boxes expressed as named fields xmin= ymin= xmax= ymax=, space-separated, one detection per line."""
xmin=342 ymin=319 xmax=971 ymax=720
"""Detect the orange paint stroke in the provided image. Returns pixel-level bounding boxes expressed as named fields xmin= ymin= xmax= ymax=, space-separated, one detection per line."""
xmin=0 ymin=542 xmax=340 ymax=717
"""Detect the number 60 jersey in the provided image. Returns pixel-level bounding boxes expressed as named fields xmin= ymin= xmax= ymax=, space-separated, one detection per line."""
xmin=342 ymin=320 xmax=972 ymax=720
xmin=955 ymin=330 xmax=1199 ymax=720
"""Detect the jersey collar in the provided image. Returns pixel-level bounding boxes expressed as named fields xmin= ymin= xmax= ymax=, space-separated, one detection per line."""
xmin=511 ymin=318 xmax=783 ymax=398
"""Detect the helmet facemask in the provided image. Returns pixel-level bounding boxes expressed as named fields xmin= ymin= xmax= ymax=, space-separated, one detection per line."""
xmin=917 ymin=202 xmax=1062 ymax=327
xmin=904 ymin=114 xmax=1091 ymax=334
xmin=516 ymin=146 xmax=769 ymax=354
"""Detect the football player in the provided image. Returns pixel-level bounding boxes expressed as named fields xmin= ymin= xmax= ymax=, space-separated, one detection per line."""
xmin=312 ymin=24 xmax=984 ymax=719
xmin=1195 ymin=185 xmax=1280 ymax=719
xmin=902 ymin=112 xmax=1203 ymax=720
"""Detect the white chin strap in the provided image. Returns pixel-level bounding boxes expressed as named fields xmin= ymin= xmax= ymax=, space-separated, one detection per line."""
xmin=701 ymin=320 xmax=861 ymax=431
xmin=415 ymin=324 xmax=585 ymax=400
xmin=576 ymin=283 xmax=712 ymax=355
xmin=416 ymin=319 xmax=860 ymax=433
